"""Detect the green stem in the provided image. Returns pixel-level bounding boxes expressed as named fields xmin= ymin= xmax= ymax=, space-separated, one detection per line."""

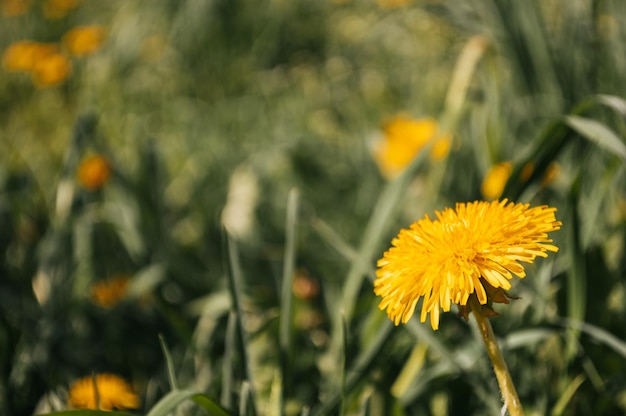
xmin=470 ymin=296 xmax=524 ymax=416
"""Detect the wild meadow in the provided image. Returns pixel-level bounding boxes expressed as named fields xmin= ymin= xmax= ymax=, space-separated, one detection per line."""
xmin=1 ymin=0 xmax=625 ymax=415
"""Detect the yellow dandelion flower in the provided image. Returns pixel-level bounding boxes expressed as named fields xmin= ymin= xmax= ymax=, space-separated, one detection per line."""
xmin=68 ymin=373 xmax=139 ymax=411
xmin=77 ymin=154 xmax=111 ymax=190
xmin=90 ymin=276 xmax=129 ymax=308
xmin=374 ymin=115 xmax=451 ymax=179
xmin=2 ymin=41 xmax=57 ymax=72
xmin=63 ymin=25 xmax=106 ymax=56
xmin=31 ymin=52 xmax=71 ymax=88
xmin=377 ymin=0 xmax=410 ymax=8
xmin=43 ymin=0 xmax=80 ymax=19
xmin=374 ymin=199 xmax=561 ymax=330
xmin=481 ymin=161 xmax=512 ymax=200
xmin=1 ymin=0 xmax=31 ymax=16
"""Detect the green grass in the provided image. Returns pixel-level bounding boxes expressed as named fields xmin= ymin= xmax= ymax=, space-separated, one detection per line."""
xmin=1 ymin=0 xmax=626 ymax=415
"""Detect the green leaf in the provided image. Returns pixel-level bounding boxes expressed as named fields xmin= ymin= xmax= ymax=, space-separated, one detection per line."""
xmin=565 ymin=115 xmax=626 ymax=161
xmin=596 ymin=94 xmax=626 ymax=116
xmin=146 ymin=390 xmax=230 ymax=416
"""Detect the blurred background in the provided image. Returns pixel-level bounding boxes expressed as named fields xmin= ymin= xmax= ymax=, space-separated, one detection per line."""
xmin=1 ymin=0 xmax=625 ymax=415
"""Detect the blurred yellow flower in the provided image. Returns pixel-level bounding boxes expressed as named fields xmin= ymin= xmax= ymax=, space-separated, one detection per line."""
xmin=90 ymin=276 xmax=129 ymax=308
xmin=77 ymin=155 xmax=111 ymax=190
xmin=2 ymin=41 xmax=57 ymax=72
xmin=374 ymin=115 xmax=451 ymax=179
xmin=520 ymin=162 xmax=534 ymax=182
xmin=43 ymin=0 xmax=80 ymax=19
xmin=374 ymin=200 xmax=561 ymax=330
xmin=68 ymin=374 xmax=139 ymax=411
xmin=292 ymin=269 xmax=320 ymax=300
xmin=1 ymin=0 xmax=31 ymax=16
xmin=541 ymin=162 xmax=560 ymax=188
xmin=481 ymin=161 xmax=512 ymax=200
xmin=377 ymin=0 xmax=410 ymax=7
xmin=31 ymin=52 xmax=71 ymax=87
xmin=63 ymin=25 xmax=106 ymax=56
xmin=430 ymin=134 xmax=452 ymax=160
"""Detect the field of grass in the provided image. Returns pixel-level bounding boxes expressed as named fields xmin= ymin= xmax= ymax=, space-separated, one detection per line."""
xmin=1 ymin=0 xmax=626 ymax=415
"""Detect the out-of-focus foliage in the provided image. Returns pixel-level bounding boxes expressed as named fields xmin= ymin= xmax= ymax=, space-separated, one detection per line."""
xmin=1 ymin=0 xmax=625 ymax=415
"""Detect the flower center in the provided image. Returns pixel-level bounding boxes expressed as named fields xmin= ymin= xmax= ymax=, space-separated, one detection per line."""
xmin=453 ymin=246 xmax=476 ymax=262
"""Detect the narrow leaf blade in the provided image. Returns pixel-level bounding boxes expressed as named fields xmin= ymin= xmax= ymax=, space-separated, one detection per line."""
xmin=565 ymin=115 xmax=626 ymax=161
xmin=146 ymin=390 xmax=230 ymax=416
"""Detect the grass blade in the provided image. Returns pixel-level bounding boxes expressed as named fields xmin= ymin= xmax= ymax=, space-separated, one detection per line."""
xmin=190 ymin=394 xmax=232 ymax=416
xmin=158 ymin=334 xmax=179 ymax=391
xmin=390 ymin=343 xmax=428 ymax=399
xmin=146 ymin=390 xmax=230 ymax=416
xmin=500 ymin=328 xmax=553 ymax=350
xmin=502 ymin=120 xmax=571 ymax=199
xmin=239 ymin=381 xmax=255 ymax=416
xmin=565 ymin=115 xmax=626 ymax=161
xmin=358 ymin=390 xmax=373 ymax=416
xmin=312 ymin=319 xmax=395 ymax=416
xmin=279 ymin=188 xmax=299 ymax=413
xmin=126 ymin=264 xmax=166 ymax=300
xmin=550 ymin=374 xmax=586 ymax=416
xmin=580 ymin=159 xmax=622 ymax=248
xmin=225 ymin=233 xmax=257 ymax=414
xmin=221 ymin=310 xmax=237 ymax=409
xmin=311 ymin=218 xmax=358 ymax=263
xmin=339 ymin=315 xmax=348 ymax=416
xmin=596 ymin=94 xmax=626 ymax=116
xmin=564 ymin=178 xmax=586 ymax=360
xmin=559 ymin=318 xmax=626 ymax=359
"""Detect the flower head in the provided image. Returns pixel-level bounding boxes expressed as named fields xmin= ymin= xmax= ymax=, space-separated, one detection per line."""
xmin=481 ymin=161 xmax=512 ymax=200
xmin=377 ymin=0 xmax=411 ymax=7
xmin=68 ymin=373 xmax=140 ymax=411
xmin=77 ymin=154 xmax=111 ymax=190
xmin=374 ymin=200 xmax=561 ymax=330
xmin=31 ymin=51 xmax=71 ymax=87
xmin=2 ymin=41 xmax=57 ymax=72
xmin=63 ymin=25 xmax=106 ymax=56
xmin=374 ymin=115 xmax=451 ymax=179
xmin=1 ymin=0 xmax=31 ymax=16
xmin=43 ymin=0 xmax=80 ymax=19
xmin=91 ymin=276 xmax=130 ymax=308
